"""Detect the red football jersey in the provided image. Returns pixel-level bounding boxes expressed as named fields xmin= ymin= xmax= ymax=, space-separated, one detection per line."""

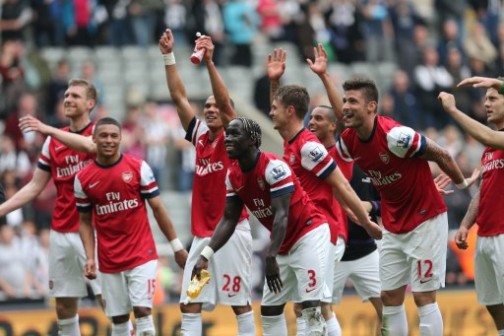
xmin=37 ymin=122 xmax=95 ymax=233
xmin=226 ymin=152 xmax=326 ymax=254
xmin=476 ymin=146 xmax=504 ymax=236
xmin=186 ymin=118 xmax=248 ymax=237
xmin=75 ymin=154 xmax=158 ymax=273
xmin=283 ymin=128 xmax=341 ymax=244
xmin=338 ymin=116 xmax=447 ymax=233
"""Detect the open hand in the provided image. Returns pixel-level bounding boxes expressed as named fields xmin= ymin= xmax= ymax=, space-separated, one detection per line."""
xmin=306 ymin=43 xmax=329 ymax=76
xmin=457 ymin=76 xmax=502 ymax=91
xmin=265 ymin=256 xmax=283 ymax=294
xmin=267 ymin=48 xmax=287 ymax=81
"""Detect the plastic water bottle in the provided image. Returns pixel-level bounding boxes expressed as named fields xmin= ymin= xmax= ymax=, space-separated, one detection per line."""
xmin=190 ymin=32 xmax=206 ymax=64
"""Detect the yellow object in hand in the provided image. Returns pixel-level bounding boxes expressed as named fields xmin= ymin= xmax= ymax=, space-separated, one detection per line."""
xmin=187 ymin=270 xmax=211 ymax=299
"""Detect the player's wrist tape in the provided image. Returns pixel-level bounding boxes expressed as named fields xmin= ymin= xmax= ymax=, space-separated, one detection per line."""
xmin=456 ymin=179 xmax=469 ymax=190
xmin=499 ymin=81 xmax=504 ymax=95
xmin=163 ymin=52 xmax=176 ymax=66
xmin=170 ymin=238 xmax=184 ymax=252
xmin=200 ymin=246 xmax=214 ymax=260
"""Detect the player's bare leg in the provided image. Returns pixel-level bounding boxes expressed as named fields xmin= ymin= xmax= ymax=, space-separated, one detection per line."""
xmin=413 ymin=290 xmax=442 ymax=336
xmin=111 ymin=314 xmax=132 ymax=336
xmin=56 ymin=297 xmax=80 ymax=336
xmin=381 ymin=286 xmax=408 ymax=336
xmin=369 ymin=297 xmax=383 ymax=336
xmin=485 ymin=304 xmax=504 ymax=334
xmin=133 ymin=306 xmax=155 ymax=336
xmin=232 ymin=304 xmax=255 ymax=336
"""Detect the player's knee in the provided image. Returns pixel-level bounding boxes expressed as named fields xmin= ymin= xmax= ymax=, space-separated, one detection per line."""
xmin=261 ymin=304 xmax=285 ymax=316
xmin=55 ymin=297 xmax=78 ymax=319
xmin=293 ymin=302 xmax=303 ymax=317
xmin=133 ymin=306 xmax=152 ymax=318
xmin=412 ymin=291 xmax=436 ymax=307
xmin=111 ymin=314 xmax=130 ymax=324
xmin=381 ymin=287 xmax=406 ymax=306
xmin=180 ymin=302 xmax=202 ymax=314
xmin=232 ymin=304 xmax=252 ymax=315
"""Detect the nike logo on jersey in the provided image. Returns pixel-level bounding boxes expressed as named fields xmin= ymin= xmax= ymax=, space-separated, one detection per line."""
xmin=362 ymin=177 xmax=371 ymax=183
xmin=198 ymin=140 xmax=204 ymax=147
xmin=89 ymin=181 xmax=101 ymax=189
xmin=235 ymin=186 xmax=244 ymax=192
xmin=55 ymin=145 xmax=65 ymax=151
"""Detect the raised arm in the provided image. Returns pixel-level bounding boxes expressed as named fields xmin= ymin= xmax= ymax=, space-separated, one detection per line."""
xmin=457 ymin=76 xmax=502 ymax=91
xmin=267 ymin=48 xmax=287 ymax=104
xmin=439 ymin=91 xmax=504 ymax=149
xmin=307 ymin=43 xmax=344 ymax=132
xmin=19 ymin=116 xmax=96 ymax=153
xmin=196 ymin=36 xmax=235 ymax=128
xmin=147 ymin=195 xmax=188 ymax=269
xmin=159 ymin=29 xmax=195 ymax=131
xmin=192 ymin=199 xmax=243 ymax=278
xmin=0 ymin=168 xmax=51 ymax=217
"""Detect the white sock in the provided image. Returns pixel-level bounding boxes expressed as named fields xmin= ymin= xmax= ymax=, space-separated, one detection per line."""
xmin=111 ymin=321 xmax=130 ymax=336
xmin=261 ymin=314 xmax=288 ymax=336
xmin=301 ymin=306 xmax=326 ymax=336
xmin=296 ymin=316 xmax=306 ymax=336
xmin=382 ymin=305 xmax=408 ymax=336
xmin=181 ymin=313 xmax=202 ymax=336
xmin=135 ymin=315 xmax=155 ymax=336
xmin=326 ymin=312 xmax=342 ymax=336
xmin=236 ymin=311 xmax=255 ymax=336
xmin=418 ymin=303 xmax=443 ymax=336
xmin=58 ymin=315 xmax=80 ymax=336
xmin=498 ymin=329 xmax=504 ymax=336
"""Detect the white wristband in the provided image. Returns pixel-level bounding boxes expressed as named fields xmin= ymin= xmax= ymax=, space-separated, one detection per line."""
xmin=200 ymin=246 xmax=214 ymax=260
xmin=456 ymin=179 xmax=469 ymax=190
xmin=163 ymin=52 xmax=176 ymax=66
xmin=170 ymin=238 xmax=184 ymax=252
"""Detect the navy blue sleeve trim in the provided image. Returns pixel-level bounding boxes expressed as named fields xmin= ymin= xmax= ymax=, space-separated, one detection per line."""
xmin=271 ymin=185 xmax=294 ymax=198
xmin=413 ymin=135 xmax=427 ymax=157
xmin=319 ymin=161 xmax=336 ymax=180
xmin=37 ymin=162 xmax=51 ymax=172
xmin=370 ymin=201 xmax=381 ymax=217
xmin=141 ymin=189 xmax=160 ymax=199
xmin=184 ymin=117 xmax=197 ymax=142
xmin=77 ymin=205 xmax=92 ymax=212
xmin=226 ymin=195 xmax=241 ymax=203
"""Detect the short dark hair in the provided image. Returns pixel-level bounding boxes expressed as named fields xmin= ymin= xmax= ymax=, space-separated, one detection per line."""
xmin=235 ymin=117 xmax=262 ymax=148
xmin=273 ymin=85 xmax=310 ymax=120
xmin=315 ymin=105 xmax=336 ymax=123
xmin=94 ymin=117 xmax=121 ymax=133
xmin=68 ymin=78 xmax=98 ymax=102
xmin=343 ymin=78 xmax=379 ymax=105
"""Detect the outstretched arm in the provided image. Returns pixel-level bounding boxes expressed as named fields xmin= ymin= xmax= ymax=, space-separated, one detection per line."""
xmin=148 ymin=195 xmax=188 ymax=269
xmin=439 ymin=91 xmax=504 ymax=149
xmin=196 ymin=36 xmax=236 ymax=128
xmin=192 ymin=199 xmax=243 ymax=278
xmin=19 ymin=116 xmax=96 ymax=153
xmin=326 ymin=167 xmax=382 ymax=240
xmin=267 ymin=48 xmax=287 ymax=104
xmin=159 ymin=29 xmax=195 ymax=131
xmin=457 ymin=76 xmax=502 ymax=91
xmin=308 ymin=43 xmax=344 ymax=132
xmin=0 ymin=168 xmax=51 ymax=217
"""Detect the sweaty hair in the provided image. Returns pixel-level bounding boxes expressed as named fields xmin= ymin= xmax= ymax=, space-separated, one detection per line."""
xmin=342 ymin=78 xmax=379 ymax=105
xmin=236 ymin=117 xmax=262 ymax=148
xmin=94 ymin=117 xmax=121 ymax=133
xmin=68 ymin=78 xmax=98 ymax=102
xmin=273 ymin=85 xmax=310 ymax=120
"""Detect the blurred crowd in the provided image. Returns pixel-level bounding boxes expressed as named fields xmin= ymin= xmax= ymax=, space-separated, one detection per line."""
xmin=0 ymin=0 xmax=502 ymax=303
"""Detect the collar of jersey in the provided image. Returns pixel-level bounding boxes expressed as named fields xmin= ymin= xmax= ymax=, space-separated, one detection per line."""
xmin=357 ymin=116 xmax=378 ymax=144
xmin=94 ymin=154 xmax=123 ymax=168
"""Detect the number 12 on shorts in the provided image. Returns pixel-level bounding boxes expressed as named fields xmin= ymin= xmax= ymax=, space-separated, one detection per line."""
xmin=417 ymin=259 xmax=433 ymax=284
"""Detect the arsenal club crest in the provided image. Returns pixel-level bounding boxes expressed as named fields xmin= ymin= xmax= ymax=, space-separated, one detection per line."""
xmin=257 ymin=178 xmax=265 ymax=190
xmin=379 ymin=152 xmax=390 ymax=164
xmin=290 ymin=154 xmax=295 ymax=164
xmin=122 ymin=171 xmax=133 ymax=183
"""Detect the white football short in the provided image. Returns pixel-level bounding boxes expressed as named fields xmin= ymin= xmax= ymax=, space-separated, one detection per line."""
xmin=49 ymin=230 xmax=102 ymax=298
xmin=475 ymin=233 xmax=504 ymax=306
xmin=332 ymin=249 xmax=381 ymax=303
xmin=380 ymin=212 xmax=448 ymax=292
xmin=262 ymin=224 xmax=330 ymax=306
xmin=180 ymin=220 xmax=253 ymax=311
xmin=100 ymin=259 xmax=157 ymax=317
xmin=322 ymin=236 xmax=346 ymax=303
